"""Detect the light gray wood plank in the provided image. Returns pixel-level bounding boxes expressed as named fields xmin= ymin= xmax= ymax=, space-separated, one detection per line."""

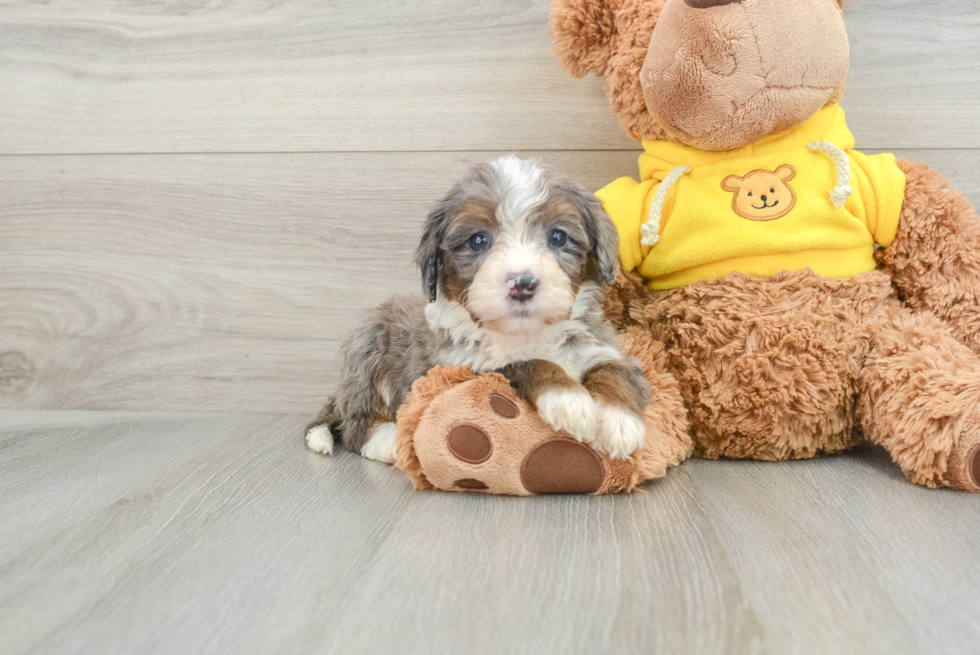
xmin=0 ymin=0 xmax=977 ymax=154
xmin=0 ymin=0 xmax=630 ymax=155
xmin=687 ymin=450 xmax=980 ymax=655
xmin=0 ymin=411 xmax=414 ymax=655
xmin=1 ymin=410 xmax=978 ymax=655
xmin=845 ymin=0 xmax=980 ymax=148
xmin=0 ymin=150 xmax=636 ymax=414
xmin=2 ymin=149 xmax=977 ymax=413
xmin=0 ymin=411 xmax=295 ymax=566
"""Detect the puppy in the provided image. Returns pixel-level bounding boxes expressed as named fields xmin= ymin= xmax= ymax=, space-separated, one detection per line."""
xmin=306 ymin=156 xmax=650 ymax=464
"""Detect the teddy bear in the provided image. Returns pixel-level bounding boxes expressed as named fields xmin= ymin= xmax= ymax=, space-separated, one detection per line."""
xmin=392 ymin=0 xmax=980 ymax=495
xmin=541 ymin=0 xmax=980 ymax=492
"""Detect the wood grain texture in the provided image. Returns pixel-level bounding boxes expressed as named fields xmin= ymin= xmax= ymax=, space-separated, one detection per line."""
xmin=2 ymin=149 xmax=977 ymax=413
xmin=1 ymin=410 xmax=978 ymax=655
xmin=1 ymin=2 xmax=978 ymax=653
xmin=0 ymin=151 xmax=633 ymax=413
xmin=0 ymin=0 xmax=977 ymax=154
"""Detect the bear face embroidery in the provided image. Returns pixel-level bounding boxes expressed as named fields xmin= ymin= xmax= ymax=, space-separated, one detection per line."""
xmin=722 ymin=165 xmax=798 ymax=221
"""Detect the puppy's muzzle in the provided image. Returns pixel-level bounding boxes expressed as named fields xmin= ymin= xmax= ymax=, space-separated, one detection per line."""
xmin=508 ymin=273 xmax=538 ymax=303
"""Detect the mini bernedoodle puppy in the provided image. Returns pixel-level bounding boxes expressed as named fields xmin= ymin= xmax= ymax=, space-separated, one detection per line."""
xmin=306 ymin=156 xmax=650 ymax=464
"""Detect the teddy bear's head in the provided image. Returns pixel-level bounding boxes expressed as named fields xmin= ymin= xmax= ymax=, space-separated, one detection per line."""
xmin=550 ymin=0 xmax=850 ymax=151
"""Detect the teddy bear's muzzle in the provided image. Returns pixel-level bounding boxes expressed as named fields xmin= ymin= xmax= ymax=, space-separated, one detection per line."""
xmin=640 ymin=0 xmax=849 ymax=151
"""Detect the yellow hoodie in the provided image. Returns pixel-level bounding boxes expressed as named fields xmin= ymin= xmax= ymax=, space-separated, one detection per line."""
xmin=596 ymin=104 xmax=906 ymax=290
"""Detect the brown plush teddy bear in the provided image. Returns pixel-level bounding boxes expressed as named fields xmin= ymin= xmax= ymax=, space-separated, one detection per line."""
xmin=545 ymin=0 xmax=980 ymax=492
xmin=394 ymin=0 xmax=980 ymax=494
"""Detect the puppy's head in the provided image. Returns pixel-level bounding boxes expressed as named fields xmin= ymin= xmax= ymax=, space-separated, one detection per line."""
xmin=416 ymin=156 xmax=618 ymax=334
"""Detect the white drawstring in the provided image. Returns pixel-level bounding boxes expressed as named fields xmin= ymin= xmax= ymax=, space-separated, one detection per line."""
xmin=641 ymin=165 xmax=691 ymax=247
xmin=808 ymin=141 xmax=852 ymax=208
xmin=642 ymin=145 xmax=849 ymax=244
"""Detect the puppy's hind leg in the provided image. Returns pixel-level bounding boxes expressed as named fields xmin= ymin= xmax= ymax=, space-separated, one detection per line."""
xmin=315 ymin=317 xmax=404 ymax=464
xmin=305 ymin=398 xmax=339 ymax=456
xmin=359 ymin=422 xmax=399 ymax=464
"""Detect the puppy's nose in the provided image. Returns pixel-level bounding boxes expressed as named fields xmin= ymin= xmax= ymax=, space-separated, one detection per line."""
xmin=508 ymin=273 xmax=538 ymax=301
xmin=685 ymin=0 xmax=742 ymax=7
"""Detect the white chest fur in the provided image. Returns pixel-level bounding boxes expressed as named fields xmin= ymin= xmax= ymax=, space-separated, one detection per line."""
xmin=424 ymin=284 xmax=621 ymax=381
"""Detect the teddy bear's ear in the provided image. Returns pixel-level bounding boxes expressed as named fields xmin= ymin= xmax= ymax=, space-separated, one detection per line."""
xmin=776 ymin=165 xmax=797 ymax=183
xmin=549 ymin=0 xmax=617 ymax=78
xmin=721 ymin=175 xmax=744 ymax=193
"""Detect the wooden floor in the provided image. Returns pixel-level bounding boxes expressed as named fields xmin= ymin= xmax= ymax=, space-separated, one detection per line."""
xmin=2 ymin=1 xmax=980 ymax=653
xmin=2 ymin=411 xmax=979 ymax=655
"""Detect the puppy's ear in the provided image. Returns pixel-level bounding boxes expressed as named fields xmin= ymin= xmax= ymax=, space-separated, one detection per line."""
xmin=415 ymin=191 xmax=455 ymax=303
xmin=550 ymin=0 xmax=617 ymax=78
xmin=570 ymin=186 xmax=619 ymax=286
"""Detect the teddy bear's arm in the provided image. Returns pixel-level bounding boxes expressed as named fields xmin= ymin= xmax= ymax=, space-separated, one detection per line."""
xmin=878 ymin=160 xmax=980 ymax=354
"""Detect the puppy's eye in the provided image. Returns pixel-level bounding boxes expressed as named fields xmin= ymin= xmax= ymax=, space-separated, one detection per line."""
xmin=549 ymin=229 xmax=567 ymax=248
xmin=469 ymin=232 xmax=490 ymax=251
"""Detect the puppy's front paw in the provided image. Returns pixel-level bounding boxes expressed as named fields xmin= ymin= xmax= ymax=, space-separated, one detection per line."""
xmin=535 ymin=387 xmax=597 ymax=444
xmin=595 ymin=403 xmax=645 ymax=460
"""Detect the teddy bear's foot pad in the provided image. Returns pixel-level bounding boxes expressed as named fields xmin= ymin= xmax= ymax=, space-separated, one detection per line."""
xmin=400 ymin=371 xmax=656 ymax=495
xmin=445 ymin=425 xmax=606 ymax=494
xmin=520 ymin=437 xmax=604 ymax=494
xmin=446 ymin=424 xmax=493 ymax=464
xmin=947 ymin=415 xmax=980 ymax=493
xmin=968 ymin=444 xmax=980 ymax=490
xmin=454 ymin=478 xmax=489 ymax=490
xmin=950 ymin=443 xmax=980 ymax=493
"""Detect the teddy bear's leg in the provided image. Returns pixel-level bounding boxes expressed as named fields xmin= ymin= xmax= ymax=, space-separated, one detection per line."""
xmin=397 ymin=351 xmax=691 ymax=495
xmin=616 ymin=327 xmax=694 ymax=481
xmin=878 ymin=160 xmax=980 ymax=354
xmin=858 ymin=305 xmax=980 ymax=492
xmin=400 ymin=371 xmax=638 ymax=495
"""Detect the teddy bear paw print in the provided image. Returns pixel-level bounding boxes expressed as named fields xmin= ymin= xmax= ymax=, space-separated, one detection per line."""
xmin=947 ymin=412 xmax=980 ymax=493
xmin=406 ymin=373 xmax=641 ymax=495
xmin=443 ymin=391 xmax=605 ymax=494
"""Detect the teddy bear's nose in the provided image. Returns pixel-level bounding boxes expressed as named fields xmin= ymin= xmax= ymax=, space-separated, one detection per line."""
xmin=684 ymin=0 xmax=743 ymax=8
xmin=761 ymin=195 xmax=768 ymax=202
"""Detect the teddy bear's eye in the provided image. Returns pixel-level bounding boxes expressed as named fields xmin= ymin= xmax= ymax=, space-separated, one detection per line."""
xmin=748 ymin=192 xmax=753 ymax=197
xmin=770 ymin=188 xmax=775 ymax=193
